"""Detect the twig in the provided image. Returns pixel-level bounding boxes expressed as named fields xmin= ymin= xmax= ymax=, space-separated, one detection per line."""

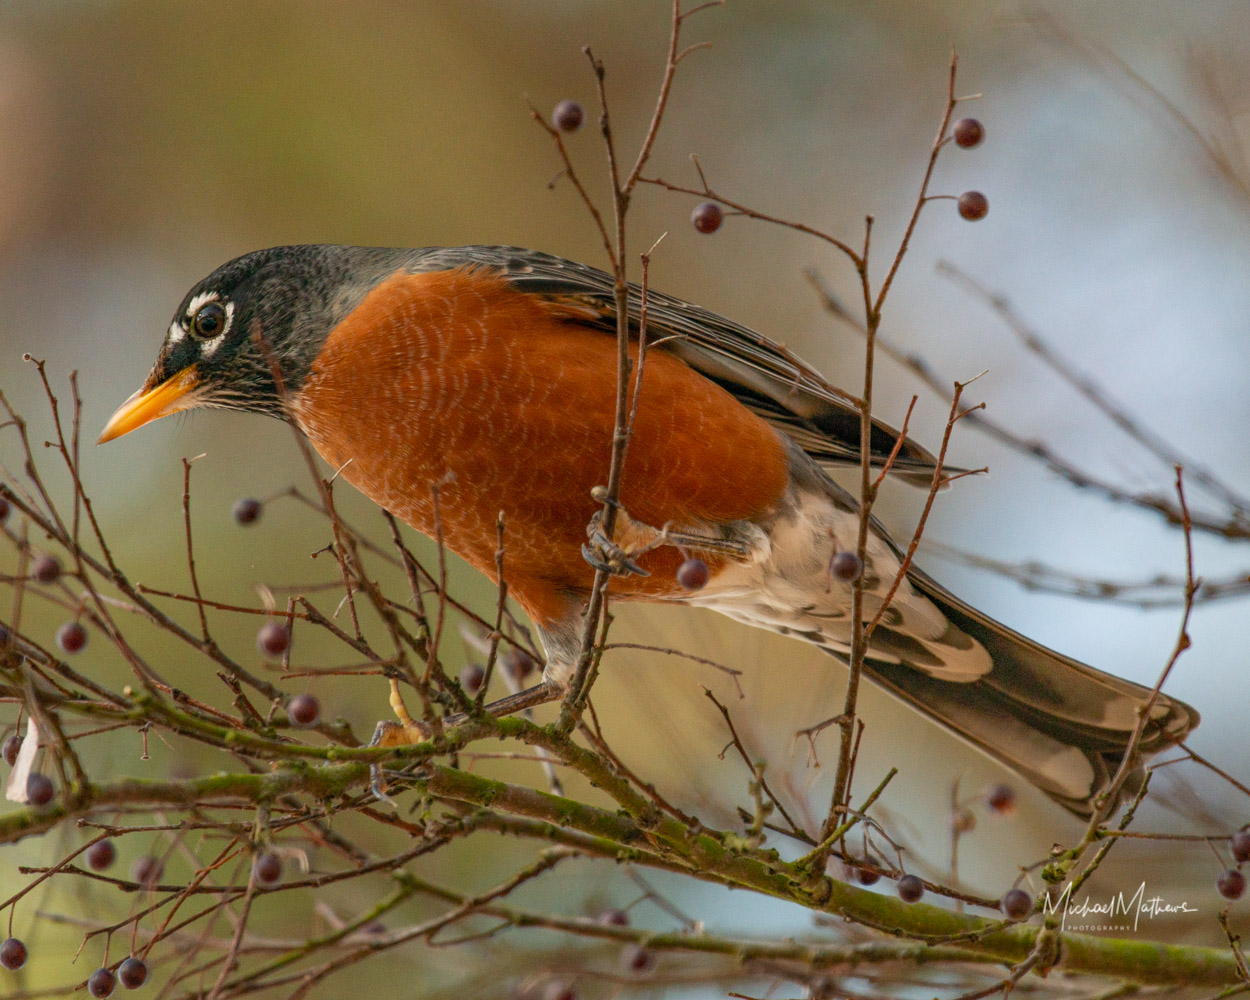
xmin=939 ymin=259 xmax=1250 ymax=514
xmin=1086 ymin=467 xmax=1197 ymax=821
xmin=822 ymin=52 xmax=966 ymax=854
xmin=557 ymin=3 xmax=718 ymax=730
xmin=704 ymin=689 xmax=807 ymax=842
xmin=924 ymin=541 xmax=1249 ymax=608
xmin=181 ymin=457 xmax=211 ymax=643
xmin=805 ymin=269 xmax=1250 ymax=541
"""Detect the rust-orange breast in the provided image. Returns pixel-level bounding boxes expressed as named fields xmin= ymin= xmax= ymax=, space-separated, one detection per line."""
xmin=291 ymin=266 xmax=791 ymax=626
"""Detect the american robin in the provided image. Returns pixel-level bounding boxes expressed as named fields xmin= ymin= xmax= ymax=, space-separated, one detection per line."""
xmin=99 ymin=244 xmax=1198 ymax=816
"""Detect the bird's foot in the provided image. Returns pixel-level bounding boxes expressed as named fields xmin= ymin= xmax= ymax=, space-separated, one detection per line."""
xmin=584 ymin=485 xmax=753 ymax=572
xmin=584 ymin=487 xmax=751 ymax=576
xmin=581 ymin=533 xmax=650 ymax=576
xmin=582 ymin=488 xmax=662 ymax=577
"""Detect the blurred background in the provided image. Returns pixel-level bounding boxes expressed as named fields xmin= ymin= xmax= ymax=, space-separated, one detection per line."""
xmin=2 ymin=1 xmax=1250 ymax=996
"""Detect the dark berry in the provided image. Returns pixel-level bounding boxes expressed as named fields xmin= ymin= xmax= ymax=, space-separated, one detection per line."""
xmin=88 ymin=967 xmax=116 ymax=998
xmin=897 ymin=874 xmax=925 ymax=903
xmin=854 ymin=866 xmax=880 ymax=886
xmin=131 ymin=855 xmax=163 ymax=887
xmin=676 ymin=557 xmax=710 ymax=590
xmin=27 ymin=773 xmax=54 ymax=807
xmin=232 ymin=497 xmax=262 ymax=525
xmin=552 ymin=99 xmax=584 ymax=133
xmin=502 ymin=648 xmax=537 ymax=682
xmin=117 ymin=957 xmax=148 ymax=989
xmin=987 ymin=784 xmax=1016 ymax=814
xmin=86 ymin=839 xmax=117 ymax=871
xmin=958 ymin=190 xmax=989 ymax=221
xmin=542 ymin=982 xmax=576 ymax=1000
xmin=1232 ymin=830 xmax=1250 ymax=864
xmin=830 ymin=551 xmax=862 ymax=583
xmin=2 ymin=735 xmax=21 ymax=767
xmin=0 ymin=496 xmax=10 ymax=523
xmin=691 ymin=201 xmax=723 ymax=234
xmin=1001 ymin=888 xmax=1032 ymax=920
xmin=460 ymin=663 xmax=486 ymax=696
xmin=32 ymin=554 xmax=61 ymax=583
xmin=1218 ymin=868 xmax=1246 ymax=900
xmin=360 ymin=920 xmax=386 ymax=935
xmin=288 ymin=693 xmax=320 ymax=727
xmin=0 ymin=937 xmax=27 ymax=970
xmin=57 ymin=621 xmax=87 ymax=654
xmin=596 ymin=908 xmax=629 ymax=927
xmin=252 ymin=851 xmax=282 ymax=885
xmin=952 ymin=117 xmax=985 ymax=148
xmin=257 ymin=622 xmax=291 ymax=657
xmin=620 ymin=943 xmax=654 ymax=974
xmin=951 ymin=808 xmax=976 ymax=834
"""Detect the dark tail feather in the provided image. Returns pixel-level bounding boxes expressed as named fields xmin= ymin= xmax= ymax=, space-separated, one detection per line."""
xmin=857 ymin=569 xmax=1199 ymax=818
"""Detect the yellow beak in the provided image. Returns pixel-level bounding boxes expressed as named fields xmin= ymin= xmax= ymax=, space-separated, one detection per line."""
xmin=97 ymin=366 xmax=201 ymax=444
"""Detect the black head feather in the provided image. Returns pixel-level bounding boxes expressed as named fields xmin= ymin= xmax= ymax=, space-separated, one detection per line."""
xmin=146 ymin=245 xmax=412 ymax=418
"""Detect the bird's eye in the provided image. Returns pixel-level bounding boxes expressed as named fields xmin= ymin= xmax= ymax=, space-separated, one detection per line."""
xmin=191 ymin=301 xmax=227 ymax=339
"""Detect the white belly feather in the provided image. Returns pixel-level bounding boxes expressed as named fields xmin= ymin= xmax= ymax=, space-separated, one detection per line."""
xmin=677 ymin=487 xmax=993 ymax=684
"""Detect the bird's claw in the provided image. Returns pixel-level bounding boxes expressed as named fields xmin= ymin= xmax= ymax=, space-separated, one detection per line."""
xmin=582 ymin=497 xmax=658 ymax=577
xmin=581 ymin=531 xmax=650 ymax=577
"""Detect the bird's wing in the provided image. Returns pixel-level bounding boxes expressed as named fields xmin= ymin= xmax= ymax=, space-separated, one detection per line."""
xmin=409 ymin=245 xmax=943 ymax=486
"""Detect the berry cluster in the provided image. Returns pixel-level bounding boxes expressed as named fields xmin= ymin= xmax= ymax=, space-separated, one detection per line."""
xmin=1217 ymin=830 xmax=1250 ymax=900
xmin=951 ymin=116 xmax=988 ymax=220
xmin=2 ymin=934 xmax=149 ymax=995
xmin=852 ymin=784 xmax=1033 ymax=917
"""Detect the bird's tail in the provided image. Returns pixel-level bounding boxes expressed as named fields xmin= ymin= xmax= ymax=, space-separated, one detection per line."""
xmin=855 ymin=569 xmax=1199 ymax=817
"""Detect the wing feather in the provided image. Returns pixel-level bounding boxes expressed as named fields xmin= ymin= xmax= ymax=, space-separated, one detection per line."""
xmin=409 ymin=246 xmax=943 ymax=485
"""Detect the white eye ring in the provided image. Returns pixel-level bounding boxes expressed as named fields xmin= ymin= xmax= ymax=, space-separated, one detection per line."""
xmin=186 ymin=290 xmax=219 ymax=317
xmin=184 ymin=293 xmax=234 ymax=356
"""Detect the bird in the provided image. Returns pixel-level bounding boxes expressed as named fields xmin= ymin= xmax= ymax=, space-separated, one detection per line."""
xmin=98 ymin=244 xmax=1198 ymax=816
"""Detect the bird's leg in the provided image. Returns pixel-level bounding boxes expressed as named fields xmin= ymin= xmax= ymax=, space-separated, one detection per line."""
xmin=659 ymin=529 xmax=751 ymax=557
xmin=582 ymin=486 xmax=749 ymax=576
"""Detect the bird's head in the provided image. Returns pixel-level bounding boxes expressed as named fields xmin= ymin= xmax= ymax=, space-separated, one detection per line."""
xmin=98 ymin=244 xmax=397 ymax=443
